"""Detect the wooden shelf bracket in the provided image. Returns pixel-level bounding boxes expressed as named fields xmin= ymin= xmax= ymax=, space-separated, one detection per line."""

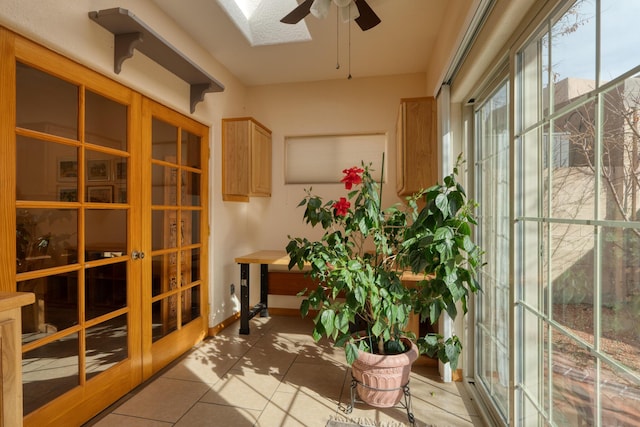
xmin=89 ymin=7 xmax=225 ymax=113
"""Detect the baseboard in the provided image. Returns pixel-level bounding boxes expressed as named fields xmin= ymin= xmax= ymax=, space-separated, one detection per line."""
xmin=207 ymin=312 xmax=240 ymax=337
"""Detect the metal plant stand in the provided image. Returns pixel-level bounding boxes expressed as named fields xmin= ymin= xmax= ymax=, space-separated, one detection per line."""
xmin=343 ymin=375 xmax=415 ymax=426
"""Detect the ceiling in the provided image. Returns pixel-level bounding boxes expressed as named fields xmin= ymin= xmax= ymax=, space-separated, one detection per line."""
xmin=151 ymin=0 xmax=476 ymax=86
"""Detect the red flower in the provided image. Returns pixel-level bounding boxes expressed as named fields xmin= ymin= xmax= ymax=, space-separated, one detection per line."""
xmin=333 ymin=197 xmax=350 ymax=217
xmin=341 ymin=167 xmax=364 ymax=189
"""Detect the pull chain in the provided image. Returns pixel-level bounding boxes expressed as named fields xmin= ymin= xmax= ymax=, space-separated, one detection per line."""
xmin=348 ymin=3 xmax=352 ymax=79
xmin=336 ymin=10 xmax=340 ymax=69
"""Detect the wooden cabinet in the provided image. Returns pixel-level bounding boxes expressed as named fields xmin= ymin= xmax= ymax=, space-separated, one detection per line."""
xmin=222 ymin=117 xmax=272 ymax=202
xmin=396 ymin=97 xmax=438 ymax=196
xmin=0 ymin=292 xmax=35 ymax=427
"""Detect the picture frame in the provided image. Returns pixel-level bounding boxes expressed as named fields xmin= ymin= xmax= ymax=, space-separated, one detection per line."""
xmin=114 ymin=160 xmax=127 ymax=181
xmin=87 ymin=185 xmax=113 ymax=203
xmin=58 ymin=186 xmax=78 ymax=202
xmin=58 ymin=158 xmax=78 ymax=181
xmin=87 ymin=159 xmax=110 ymax=181
xmin=115 ymin=185 xmax=127 ymax=203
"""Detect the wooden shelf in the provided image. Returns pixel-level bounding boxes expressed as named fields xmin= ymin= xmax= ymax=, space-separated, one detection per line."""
xmin=89 ymin=7 xmax=224 ymax=113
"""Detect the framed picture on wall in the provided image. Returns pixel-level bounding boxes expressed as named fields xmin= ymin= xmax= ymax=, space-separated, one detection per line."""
xmin=87 ymin=159 xmax=110 ymax=181
xmin=115 ymin=185 xmax=127 ymax=203
xmin=58 ymin=186 xmax=78 ymax=202
xmin=87 ymin=186 xmax=113 ymax=203
xmin=58 ymin=158 xmax=78 ymax=181
xmin=114 ymin=160 xmax=127 ymax=181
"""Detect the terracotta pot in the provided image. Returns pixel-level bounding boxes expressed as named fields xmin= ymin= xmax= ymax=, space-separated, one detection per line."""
xmin=350 ymin=338 xmax=419 ymax=408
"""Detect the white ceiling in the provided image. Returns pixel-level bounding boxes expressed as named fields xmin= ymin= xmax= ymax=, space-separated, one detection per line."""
xmin=151 ymin=0 xmax=475 ymax=86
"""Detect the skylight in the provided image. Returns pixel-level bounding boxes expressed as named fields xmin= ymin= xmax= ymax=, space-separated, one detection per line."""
xmin=233 ymin=0 xmax=260 ymax=19
xmin=217 ymin=0 xmax=312 ymax=46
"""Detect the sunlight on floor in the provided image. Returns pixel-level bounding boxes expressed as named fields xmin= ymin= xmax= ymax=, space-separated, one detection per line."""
xmin=85 ymin=316 xmax=483 ymax=426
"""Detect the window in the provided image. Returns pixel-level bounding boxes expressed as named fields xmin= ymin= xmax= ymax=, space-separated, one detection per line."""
xmin=515 ymin=1 xmax=640 ymax=425
xmin=475 ymin=80 xmax=510 ymax=423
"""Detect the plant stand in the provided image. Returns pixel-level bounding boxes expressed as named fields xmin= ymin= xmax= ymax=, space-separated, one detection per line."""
xmin=343 ymin=375 xmax=415 ymax=426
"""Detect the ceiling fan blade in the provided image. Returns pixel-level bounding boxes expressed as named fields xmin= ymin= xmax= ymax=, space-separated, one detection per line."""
xmin=281 ymin=0 xmax=315 ymax=24
xmin=354 ymin=0 xmax=381 ymax=31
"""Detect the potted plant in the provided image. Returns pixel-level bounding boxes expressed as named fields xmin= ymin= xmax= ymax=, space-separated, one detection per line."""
xmin=286 ymin=155 xmax=482 ymax=408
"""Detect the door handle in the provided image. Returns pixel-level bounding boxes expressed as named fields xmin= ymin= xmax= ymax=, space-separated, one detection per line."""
xmin=131 ymin=250 xmax=145 ymax=260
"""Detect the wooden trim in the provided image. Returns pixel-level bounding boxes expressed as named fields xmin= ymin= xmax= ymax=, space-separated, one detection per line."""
xmin=207 ymin=312 xmax=241 ymax=337
xmin=0 ymin=28 xmax=16 ymax=293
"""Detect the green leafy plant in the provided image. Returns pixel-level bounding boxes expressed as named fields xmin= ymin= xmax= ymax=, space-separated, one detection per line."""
xmin=286 ymin=155 xmax=482 ymax=369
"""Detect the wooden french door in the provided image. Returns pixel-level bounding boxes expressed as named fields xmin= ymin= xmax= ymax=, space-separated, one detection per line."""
xmin=140 ymin=99 xmax=209 ymax=378
xmin=2 ymin=29 xmax=209 ymax=426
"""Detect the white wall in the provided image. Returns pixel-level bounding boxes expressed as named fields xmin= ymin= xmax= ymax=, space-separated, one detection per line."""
xmin=0 ymin=0 xmax=430 ymax=327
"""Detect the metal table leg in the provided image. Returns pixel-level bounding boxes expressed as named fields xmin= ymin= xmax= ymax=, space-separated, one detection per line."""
xmin=239 ymin=262 xmax=269 ymax=334
xmin=260 ymin=263 xmax=269 ymax=317
xmin=239 ymin=262 xmax=250 ymax=334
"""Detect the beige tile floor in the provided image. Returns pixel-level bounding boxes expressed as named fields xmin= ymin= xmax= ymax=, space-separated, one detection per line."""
xmin=84 ymin=316 xmax=484 ymax=427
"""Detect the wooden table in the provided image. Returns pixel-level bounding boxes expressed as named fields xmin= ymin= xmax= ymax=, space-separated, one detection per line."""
xmin=234 ymin=250 xmax=430 ymax=335
xmin=234 ymin=250 xmax=290 ymax=334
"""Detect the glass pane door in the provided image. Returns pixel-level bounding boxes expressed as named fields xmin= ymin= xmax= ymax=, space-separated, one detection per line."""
xmin=15 ymin=62 xmax=133 ymax=415
xmin=149 ymin=115 xmax=204 ymax=345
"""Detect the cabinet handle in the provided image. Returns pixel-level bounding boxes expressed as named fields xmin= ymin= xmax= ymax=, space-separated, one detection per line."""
xmin=131 ymin=250 xmax=145 ymax=260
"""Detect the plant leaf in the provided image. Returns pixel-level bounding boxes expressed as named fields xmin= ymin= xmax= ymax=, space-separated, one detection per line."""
xmin=320 ymin=309 xmax=336 ymax=337
xmin=345 ymin=342 xmax=359 ymax=365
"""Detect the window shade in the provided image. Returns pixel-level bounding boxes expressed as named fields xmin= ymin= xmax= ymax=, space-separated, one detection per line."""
xmin=285 ymin=133 xmax=386 ymax=184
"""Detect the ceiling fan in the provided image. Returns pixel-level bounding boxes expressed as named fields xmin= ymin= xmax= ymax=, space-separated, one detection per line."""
xmin=280 ymin=0 xmax=381 ymax=31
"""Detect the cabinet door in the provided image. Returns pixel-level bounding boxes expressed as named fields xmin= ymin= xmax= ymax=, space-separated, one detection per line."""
xmin=250 ymin=122 xmax=272 ymax=197
xmin=222 ymin=117 xmax=271 ymax=201
xmin=222 ymin=120 xmax=250 ymax=200
xmin=396 ymin=97 xmax=437 ymax=196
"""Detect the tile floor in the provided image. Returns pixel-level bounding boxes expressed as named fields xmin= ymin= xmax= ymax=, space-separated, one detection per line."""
xmin=84 ymin=316 xmax=484 ymax=427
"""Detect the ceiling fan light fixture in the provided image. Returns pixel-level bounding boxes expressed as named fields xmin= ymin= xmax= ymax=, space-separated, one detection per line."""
xmin=310 ymin=0 xmax=331 ymax=19
xmin=333 ymin=0 xmax=353 ymax=7
xmin=281 ymin=0 xmax=379 ymax=31
xmin=340 ymin=4 xmax=359 ymax=22
xmin=311 ymin=0 xmax=358 ymax=21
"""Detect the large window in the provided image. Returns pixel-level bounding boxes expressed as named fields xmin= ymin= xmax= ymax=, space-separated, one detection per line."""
xmin=475 ymin=81 xmax=510 ymax=424
xmin=515 ymin=0 xmax=640 ymax=425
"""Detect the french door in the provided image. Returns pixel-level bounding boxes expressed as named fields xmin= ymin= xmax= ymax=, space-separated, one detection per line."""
xmin=2 ymin=29 xmax=209 ymax=426
xmin=141 ymin=99 xmax=209 ymax=377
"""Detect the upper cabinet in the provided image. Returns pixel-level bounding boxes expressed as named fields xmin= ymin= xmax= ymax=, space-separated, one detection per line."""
xmin=222 ymin=117 xmax=272 ymax=202
xmin=396 ymin=97 xmax=438 ymax=196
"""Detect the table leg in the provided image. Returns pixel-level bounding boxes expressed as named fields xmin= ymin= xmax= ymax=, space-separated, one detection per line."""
xmin=260 ymin=263 xmax=269 ymax=317
xmin=239 ymin=262 xmax=250 ymax=334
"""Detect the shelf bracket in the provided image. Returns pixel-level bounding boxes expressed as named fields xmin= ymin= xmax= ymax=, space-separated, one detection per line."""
xmin=89 ymin=7 xmax=225 ymax=113
xmin=114 ymin=32 xmax=143 ymax=74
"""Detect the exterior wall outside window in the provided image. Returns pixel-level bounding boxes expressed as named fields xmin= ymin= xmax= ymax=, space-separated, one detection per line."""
xmin=514 ymin=0 xmax=640 ymax=425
